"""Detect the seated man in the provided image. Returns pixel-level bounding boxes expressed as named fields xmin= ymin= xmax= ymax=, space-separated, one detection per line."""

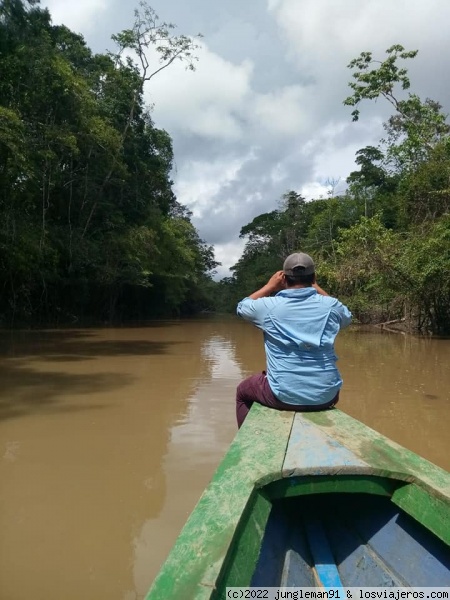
xmin=236 ymin=252 xmax=352 ymax=428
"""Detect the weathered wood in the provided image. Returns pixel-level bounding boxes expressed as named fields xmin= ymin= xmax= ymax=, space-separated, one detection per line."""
xmin=283 ymin=415 xmax=370 ymax=476
xmin=294 ymin=410 xmax=450 ymax=495
xmin=251 ymin=502 xmax=317 ymax=588
xmin=345 ymin=497 xmax=450 ymax=586
xmin=214 ymin=490 xmax=272 ymax=596
xmin=392 ymin=483 xmax=450 ymax=546
xmin=252 ymin=493 xmax=450 ymax=588
xmin=146 ymin=405 xmax=450 ymax=598
xmin=146 ymin=405 xmax=294 ymax=600
xmin=295 ymin=410 xmax=450 ymax=544
xmin=325 ymin=514 xmax=403 ymax=587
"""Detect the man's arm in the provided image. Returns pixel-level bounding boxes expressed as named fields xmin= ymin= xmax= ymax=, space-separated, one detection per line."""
xmin=312 ymin=282 xmax=329 ymax=296
xmin=248 ymin=274 xmax=329 ymax=298
xmin=237 ymin=271 xmax=285 ymax=327
xmin=248 ymin=271 xmax=285 ymax=299
xmin=313 ymin=280 xmax=351 ymax=326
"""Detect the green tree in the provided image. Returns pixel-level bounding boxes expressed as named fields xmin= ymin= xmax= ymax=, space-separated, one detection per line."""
xmin=344 ymin=45 xmax=450 ymax=173
xmin=331 ymin=215 xmax=401 ymax=322
xmin=0 ymin=0 xmax=215 ymax=324
xmin=346 ymin=146 xmax=400 ymax=227
xmin=220 ymin=44 xmax=450 ymax=334
xmin=396 ymin=215 xmax=450 ymax=334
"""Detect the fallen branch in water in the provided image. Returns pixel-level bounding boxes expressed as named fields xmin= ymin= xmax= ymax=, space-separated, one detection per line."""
xmin=377 ymin=317 xmax=406 ymax=327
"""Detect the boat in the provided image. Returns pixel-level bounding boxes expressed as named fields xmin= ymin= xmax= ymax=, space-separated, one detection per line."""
xmin=146 ymin=404 xmax=450 ymax=599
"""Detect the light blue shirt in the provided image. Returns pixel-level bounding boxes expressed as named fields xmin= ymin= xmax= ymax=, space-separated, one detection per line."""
xmin=237 ymin=288 xmax=352 ymax=405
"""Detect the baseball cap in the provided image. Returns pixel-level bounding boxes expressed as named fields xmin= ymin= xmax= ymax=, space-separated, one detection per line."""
xmin=283 ymin=252 xmax=315 ymax=276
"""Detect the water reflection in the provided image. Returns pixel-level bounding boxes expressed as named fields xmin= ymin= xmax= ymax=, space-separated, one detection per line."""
xmin=0 ymin=320 xmax=449 ymax=600
xmin=130 ymin=333 xmax=239 ymax=598
xmin=0 ymin=324 xmax=227 ymax=600
xmin=0 ymin=328 xmax=191 ymax=422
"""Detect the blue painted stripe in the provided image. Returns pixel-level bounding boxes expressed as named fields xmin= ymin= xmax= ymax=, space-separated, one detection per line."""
xmin=304 ymin=519 xmax=343 ymax=589
xmin=315 ymin=564 xmax=343 ymax=589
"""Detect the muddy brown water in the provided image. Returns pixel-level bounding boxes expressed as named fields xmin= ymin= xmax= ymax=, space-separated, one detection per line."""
xmin=0 ymin=318 xmax=449 ymax=599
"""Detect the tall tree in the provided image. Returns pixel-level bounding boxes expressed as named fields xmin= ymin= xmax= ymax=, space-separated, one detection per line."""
xmin=344 ymin=45 xmax=450 ymax=172
xmin=0 ymin=0 xmax=215 ymax=324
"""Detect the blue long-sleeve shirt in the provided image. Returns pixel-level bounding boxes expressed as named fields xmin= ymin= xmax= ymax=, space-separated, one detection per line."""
xmin=237 ymin=288 xmax=352 ymax=405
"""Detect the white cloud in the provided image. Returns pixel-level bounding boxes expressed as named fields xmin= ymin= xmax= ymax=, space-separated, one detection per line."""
xmin=38 ymin=0 xmax=450 ymax=277
xmin=148 ymin=42 xmax=316 ymax=144
xmin=174 ymin=151 xmax=256 ymax=218
xmin=250 ymin=86 xmax=308 ymax=137
xmin=147 ymin=43 xmax=253 ymax=141
xmin=301 ymin=182 xmax=331 ymax=201
xmin=270 ymin=0 xmax=450 ymax=100
xmin=267 ymin=0 xmax=283 ymax=10
xmin=44 ymin=0 xmax=108 ymax=32
xmin=301 ymin=118 xmax=383 ymax=185
xmin=213 ymin=239 xmax=247 ymax=280
xmin=270 ymin=162 xmax=288 ymax=184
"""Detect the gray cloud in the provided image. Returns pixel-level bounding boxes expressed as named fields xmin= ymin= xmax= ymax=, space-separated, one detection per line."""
xmin=43 ymin=0 xmax=450 ymax=275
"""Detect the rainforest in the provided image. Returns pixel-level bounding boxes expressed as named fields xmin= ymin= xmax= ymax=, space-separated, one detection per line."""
xmin=1 ymin=2 xmax=449 ymax=333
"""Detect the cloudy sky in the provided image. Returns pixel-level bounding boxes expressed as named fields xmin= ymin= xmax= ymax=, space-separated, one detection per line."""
xmin=42 ymin=0 xmax=450 ymax=277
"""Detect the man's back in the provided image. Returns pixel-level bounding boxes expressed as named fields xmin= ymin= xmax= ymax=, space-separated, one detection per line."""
xmin=234 ymin=254 xmax=352 ymax=427
xmin=237 ymin=287 xmax=351 ymax=405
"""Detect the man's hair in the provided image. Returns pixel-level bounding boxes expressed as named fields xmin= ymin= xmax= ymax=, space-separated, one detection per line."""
xmin=285 ymin=272 xmax=315 ymax=287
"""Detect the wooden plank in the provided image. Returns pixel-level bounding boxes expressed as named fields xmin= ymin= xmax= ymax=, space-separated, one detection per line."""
xmin=348 ymin=497 xmax=450 ymax=586
xmin=283 ymin=416 xmax=370 ymax=477
xmin=325 ymin=516 xmax=402 ymax=587
xmin=392 ymin=483 xmax=450 ymax=547
xmin=146 ymin=405 xmax=294 ymax=600
xmin=252 ymin=503 xmax=316 ymax=588
xmin=294 ymin=410 xmax=450 ymax=547
xmin=281 ymin=549 xmax=315 ymax=588
xmin=299 ymin=410 xmax=450 ymax=496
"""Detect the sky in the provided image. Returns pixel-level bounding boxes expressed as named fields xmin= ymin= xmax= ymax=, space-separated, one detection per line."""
xmin=42 ymin=0 xmax=450 ymax=278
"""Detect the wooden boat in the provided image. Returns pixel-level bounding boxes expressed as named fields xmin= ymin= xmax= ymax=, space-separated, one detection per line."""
xmin=146 ymin=405 xmax=450 ymax=599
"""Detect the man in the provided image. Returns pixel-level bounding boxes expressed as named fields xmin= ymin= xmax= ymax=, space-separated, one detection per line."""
xmin=235 ymin=252 xmax=352 ymax=428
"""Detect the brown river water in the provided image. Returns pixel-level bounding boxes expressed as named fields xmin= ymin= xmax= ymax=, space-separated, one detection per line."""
xmin=0 ymin=318 xmax=449 ymax=600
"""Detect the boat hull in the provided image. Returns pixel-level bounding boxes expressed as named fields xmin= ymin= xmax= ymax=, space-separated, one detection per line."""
xmin=146 ymin=406 xmax=450 ymax=599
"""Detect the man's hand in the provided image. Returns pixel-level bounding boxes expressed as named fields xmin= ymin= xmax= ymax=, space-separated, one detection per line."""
xmin=248 ymin=271 xmax=286 ymax=300
xmin=266 ymin=271 xmax=286 ymax=293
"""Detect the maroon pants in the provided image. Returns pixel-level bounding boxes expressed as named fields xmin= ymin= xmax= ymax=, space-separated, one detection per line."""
xmin=236 ymin=372 xmax=339 ymax=428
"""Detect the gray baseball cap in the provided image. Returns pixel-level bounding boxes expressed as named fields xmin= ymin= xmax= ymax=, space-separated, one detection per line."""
xmin=283 ymin=252 xmax=315 ymax=276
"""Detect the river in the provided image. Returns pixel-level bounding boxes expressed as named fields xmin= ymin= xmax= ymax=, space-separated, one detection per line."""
xmin=0 ymin=318 xmax=449 ymax=599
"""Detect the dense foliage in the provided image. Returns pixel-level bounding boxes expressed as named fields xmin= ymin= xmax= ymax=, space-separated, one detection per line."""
xmin=0 ymin=0 xmax=216 ymax=324
xmin=219 ymin=46 xmax=450 ymax=335
xmin=1 ymin=17 xmax=448 ymax=335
